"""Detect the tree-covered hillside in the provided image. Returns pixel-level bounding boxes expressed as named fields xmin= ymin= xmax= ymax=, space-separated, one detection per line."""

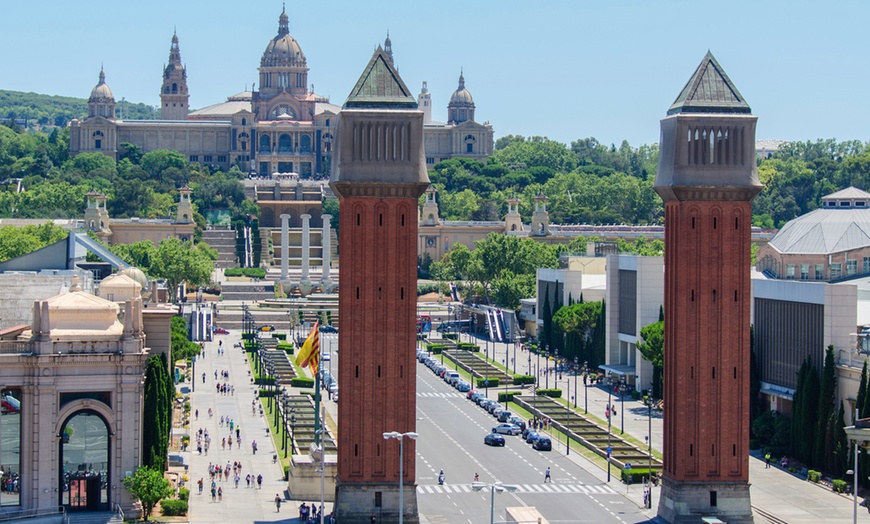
xmin=0 ymin=90 xmax=158 ymax=127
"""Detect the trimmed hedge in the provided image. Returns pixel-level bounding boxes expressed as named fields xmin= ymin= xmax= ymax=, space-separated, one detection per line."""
xmin=427 ymin=343 xmax=446 ymax=354
xmin=536 ymin=388 xmax=562 ymax=398
xmin=292 ymin=377 xmax=315 ymax=388
xmin=178 ymin=488 xmax=189 ymax=501
xmin=498 ymin=391 xmax=522 ymax=402
xmin=833 ymin=479 xmax=848 ymax=493
xmin=225 ymin=267 xmax=267 ymax=278
xmin=258 ymin=388 xmax=277 ymax=397
xmin=254 ymin=376 xmax=276 ymax=385
xmin=457 ymin=342 xmax=480 ymax=352
xmin=476 ymin=377 xmax=500 ymax=388
xmin=621 ymin=468 xmax=655 ymax=485
xmin=277 ymin=343 xmax=294 ymax=354
xmin=443 ymin=333 xmax=459 ymax=341
xmin=160 ymin=499 xmax=188 ymax=516
xmin=513 ymin=375 xmax=535 ymax=385
xmin=272 ymin=333 xmax=287 ymax=340
xmin=807 ymin=470 xmax=821 ymax=483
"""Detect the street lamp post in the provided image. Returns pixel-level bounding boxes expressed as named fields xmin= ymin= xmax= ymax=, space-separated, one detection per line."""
xmin=383 ymin=431 xmax=419 ymax=524
xmin=289 ymin=411 xmax=297 ymax=456
xmin=620 ymin=374 xmax=626 ymax=435
xmin=545 ymin=345 xmax=549 ymax=389
xmin=573 ymin=357 xmax=578 ymax=409
xmin=485 ymin=340 xmax=490 ymax=397
xmin=471 ymin=481 xmax=518 ymax=524
xmin=645 ymin=393 xmax=653 ymax=508
xmin=583 ymin=361 xmax=588 ymax=414
xmin=606 ymin=373 xmax=612 ymax=482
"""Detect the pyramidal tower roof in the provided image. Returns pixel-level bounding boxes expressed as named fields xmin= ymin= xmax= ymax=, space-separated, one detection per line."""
xmin=668 ymin=51 xmax=750 ymax=115
xmin=344 ymin=46 xmax=417 ymax=109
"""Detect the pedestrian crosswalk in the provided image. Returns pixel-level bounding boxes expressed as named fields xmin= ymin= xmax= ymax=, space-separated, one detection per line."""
xmin=416 ymin=483 xmax=617 ymax=495
xmin=417 ymin=392 xmax=464 ymax=398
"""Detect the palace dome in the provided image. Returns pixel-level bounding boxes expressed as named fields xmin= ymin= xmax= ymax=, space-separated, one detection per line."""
xmin=119 ymin=267 xmax=148 ymax=289
xmin=449 ymin=72 xmax=474 ymax=106
xmin=261 ymin=8 xmax=306 ymax=68
xmin=89 ymin=68 xmax=115 ymax=103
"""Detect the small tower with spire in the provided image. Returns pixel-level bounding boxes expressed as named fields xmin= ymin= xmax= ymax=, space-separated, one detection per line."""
xmin=530 ymin=192 xmax=550 ymax=236
xmin=384 ymin=32 xmax=394 ymax=65
xmin=504 ymin=196 xmax=524 ymax=233
xmin=421 ymin=185 xmax=441 ymax=226
xmin=418 ymin=81 xmax=432 ymax=125
xmin=176 ymin=185 xmax=194 ymax=223
xmin=160 ymin=31 xmax=189 ymax=120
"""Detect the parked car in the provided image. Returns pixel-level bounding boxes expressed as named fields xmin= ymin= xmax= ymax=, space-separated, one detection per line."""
xmin=525 ymin=431 xmax=541 ymax=444
xmin=533 ymin=437 xmax=552 ymax=451
xmin=1 ymin=394 xmax=20 ymax=414
xmin=445 ymin=371 xmax=460 ymax=384
xmin=457 ymin=382 xmax=471 ymax=393
xmin=509 ymin=417 xmax=527 ymax=431
xmin=319 ymin=325 xmax=338 ymax=333
xmin=492 ymin=423 xmax=521 ymax=436
xmin=321 ymin=352 xmax=331 ymax=361
xmin=497 ymin=411 xmax=513 ymax=423
xmin=487 ymin=402 xmax=501 ymax=415
xmin=439 ymin=368 xmax=449 ymax=379
xmin=484 ymin=433 xmax=506 ymax=447
xmin=214 ymin=327 xmax=229 ymax=335
xmin=466 ymin=389 xmax=478 ymax=400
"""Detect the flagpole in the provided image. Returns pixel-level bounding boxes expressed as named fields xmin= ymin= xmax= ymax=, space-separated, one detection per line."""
xmin=314 ymin=325 xmax=321 ymax=447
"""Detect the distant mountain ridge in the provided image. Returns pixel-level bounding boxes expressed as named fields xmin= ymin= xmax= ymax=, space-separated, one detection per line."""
xmin=0 ymin=90 xmax=158 ymax=128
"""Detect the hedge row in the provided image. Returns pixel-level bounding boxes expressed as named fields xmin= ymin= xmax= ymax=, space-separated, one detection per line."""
xmin=498 ymin=391 xmax=522 ymax=402
xmin=276 ymin=343 xmax=294 ymax=354
xmin=513 ymin=375 xmax=535 ymax=385
xmin=457 ymin=342 xmax=480 ymax=352
xmin=427 ymin=343 xmax=446 ymax=354
xmin=476 ymin=378 xmax=500 ymax=388
xmin=225 ymin=267 xmax=266 ymax=278
xmin=258 ymin=388 xmax=277 ymax=398
xmin=272 ymin=333 xmax=287 ymax=340
xmin=536 ymin=388 xmax=562 ymax=398
xmin=620 ymin=468 xmax=655 ymax=485
xmin=292 ymin=377 xmax=315 ymax=388
xmin=253 ymin=376 xmax=276 ymax=386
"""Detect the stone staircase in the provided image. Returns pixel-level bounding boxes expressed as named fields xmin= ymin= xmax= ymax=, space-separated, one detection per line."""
xmin=67 ymin=512 xmax=124 ymax=524
xmin=216 ymin=307 xmax=299 ymax=330
xmin=202 ymin=229 xmax=237 ymax=269
xmin=219 ymin=282 xmax=275 ymax=302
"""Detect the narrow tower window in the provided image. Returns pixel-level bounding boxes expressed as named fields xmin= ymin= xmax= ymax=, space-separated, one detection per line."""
xmin=712 ymin=289 xmax=717 ymax=302
xmin=691 ymin=290 xmax=695 ymax=301
xmin=733 ymin=444 xmax=737 ymax=456
xmin=378 ymin=287 xmax=382 ymax=299
xmin=690 ymin=444 xmax=694 ymax=456
xmin=357 ymin=214 xmax=361 ymax=226
xmin=401 ymin=214 xmax=405 ymax=226
xmin=400 ymin=287 xmax=404 ymax=300
xmin=355 ymin=366 xmax=359 ymax=378
xmin=734 ymin=290 xmax=738 ymax=301
xmin=692 ymin=217 xmax=695 ymax=229
xmin=712 ymin=367 xmax=716 ymax=379
xmin=356 ymin=287 xmax=360 ymax=299
xmin=713 ymin=217 xmax=717 ymax=229
xmin=734 ymin=367 xmax=737 ymax=379
xmin=377 ymin=365 xmax=381 ymax=378
xmin=355 ymin=444 xmax=358 ymax=457
xmin=712 ymin=444 xmax=715 ymax=456
xmin=735 ymin=217 xmax=739 ymax=229
xmin=379 ymin=214 xmax=383 ymax=226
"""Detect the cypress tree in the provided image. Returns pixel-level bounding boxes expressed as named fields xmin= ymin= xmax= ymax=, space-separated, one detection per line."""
xmin=592 ymin=300 xmax=606 ymax=368
xmin=814 ymin=346 xmax=837 ymax=468
xmin=803 ymin=361 xmax=821 ymax=467
xmin=142 ymin=356 xmax=161 ymax=470
xmin=790 ymin=360 xmax=806 ymax=459
xmin=834 ymin=401 xmax=848 ymax=478
xmin=658 ymin=305 xmax=664 ymax=322
xmin=161 ymin=352 xmax=173 ymax=467
xmin=857 ymin=361 xmax=868 ymax=419
xmin=749 ymin=326 xmax=762 ymax=424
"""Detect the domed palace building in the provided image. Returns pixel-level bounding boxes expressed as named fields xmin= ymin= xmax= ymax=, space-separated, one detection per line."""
xmin=69 ymin=8 xmax=493 ymax=180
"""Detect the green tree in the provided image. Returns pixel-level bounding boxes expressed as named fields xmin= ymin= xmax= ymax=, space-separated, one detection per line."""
xmin=814 ymin=345 xmax=837 ymax=467
xmin=0 ymin=222 xmax=69 ymax=262
xmin=150 ymin=238 xmax=215 ymax=302
xmin=552 ymin=301 xmax=603 ymax=365
xmin=637 ymin=320 xmax=664 ymax=399
xmin=493 ymin=136 xmax=578 ymax=174
xmin=123 ymin=466 xmax=172 ymax=521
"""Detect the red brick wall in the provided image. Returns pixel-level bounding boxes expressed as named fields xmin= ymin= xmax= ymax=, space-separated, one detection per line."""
xmin=337 ymin=196 xmax=418 ymax=483
xmin=663 ymin=200 xmax=751 ymax=483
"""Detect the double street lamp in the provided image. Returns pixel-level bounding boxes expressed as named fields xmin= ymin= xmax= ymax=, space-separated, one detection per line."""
xmin=383 ymin=431 xmax=418 ymax=524
xmin=471 ymin=481 xmax=518 ymax=524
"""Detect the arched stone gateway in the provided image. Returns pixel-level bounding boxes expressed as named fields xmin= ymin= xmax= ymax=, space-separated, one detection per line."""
xmin=58 ymin=408 xmax=113 ymax=512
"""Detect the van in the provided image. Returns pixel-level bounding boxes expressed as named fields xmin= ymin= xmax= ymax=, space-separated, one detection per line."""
xmin=445 ymin=371 xmax=460 ymax=384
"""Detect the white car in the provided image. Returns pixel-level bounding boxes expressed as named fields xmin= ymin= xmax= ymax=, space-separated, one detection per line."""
xmin=322 ymin=352 xmax=331 ymax=361
xmin=491 ymin=423 xmax=521 ymax=436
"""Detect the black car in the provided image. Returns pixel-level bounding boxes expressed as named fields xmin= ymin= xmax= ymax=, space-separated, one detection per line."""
xmin=484 ymin=433 xmax=506 ymax=447
xmin=319 ymin=325 xmax=338 ymax=333
xmin=532 ymin=437 xmax=552 ymax=451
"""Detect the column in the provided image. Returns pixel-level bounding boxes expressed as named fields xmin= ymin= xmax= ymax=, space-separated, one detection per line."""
xmin=321 ymin=214 xmax=332 ymax=284
xmin=280 ymin=214 xmax=291 ymax=280
xmin=301 ymin=214 xmax=311 ymax=284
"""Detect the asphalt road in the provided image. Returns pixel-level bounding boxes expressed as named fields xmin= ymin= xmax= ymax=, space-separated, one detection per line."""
xmin=414 ymin=359 xmax=647 ymax=524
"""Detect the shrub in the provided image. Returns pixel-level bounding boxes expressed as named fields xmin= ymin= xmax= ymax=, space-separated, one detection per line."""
xmin=272 ymin=333 xmax=287 ymax=340
xmin=427 ymin=343 xmax=446 ymax=354
xmin=513 ymin=375 xmax=535 ymax=385
xmin=254 ymin=376 xmax=276 ymax=386
xmin=283 ymin=464 xmax=291 ymax=481
xmin=498 ymin=391 xmax=522 ymax=402
xmin=621 ymin=468 xmax=654 ymax=485
xmin=832 ymin=479 xmax=848 ymax=493
xmin=457 ymin=342 xmax=480 ymax=352
xmin=277 ymin=343 xmax=294 ymax=354
xmin=443 ymin=333 xmax=459 ymax=340
xmin=807 ymin=470 xmax=821 ymax=483
xmin=476 ymin=377 xmax=500 ymax=388
xmin=258 ymin=388 xmax=276 ymax=398
xmin=178 ymin=487 xmax=190 ymax=501
xmin=224 ymin=267 xmax=267 ymax=279
xmin=536 ymin=388 xmax=562 ymax=398
xmin=183 ymin=401 xmax=191 ymax=412
xmin=292 ymin=377 xmax=315 ymax=388
xmin=160 ymin=499 xmax=188 ymax=516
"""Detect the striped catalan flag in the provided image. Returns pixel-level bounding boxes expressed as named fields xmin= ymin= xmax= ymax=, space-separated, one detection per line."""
xmin=295 ymin=321 xmax=320 ymax=375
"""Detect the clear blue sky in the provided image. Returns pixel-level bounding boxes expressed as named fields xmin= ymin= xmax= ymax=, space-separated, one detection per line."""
xmin=3 ymin=1 xmax=867 ymax=148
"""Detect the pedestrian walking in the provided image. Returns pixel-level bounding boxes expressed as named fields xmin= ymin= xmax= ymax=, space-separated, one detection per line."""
xmin=195 ymin=409 xmax=199 ymax=420
xmin=246 ymin=474 xmax=251 ymax=488
xmin=197 ymin=478 xmax=203 ymax=495
xmin=275 ymin=494 xmax=282 ymax=512
xmin=544 ymin=467 xmax=551 ymax=483
xmin=211 ymin=486 xmax=217 ymax=502
xmin=217 ymin=486 xmax=223 ymax=502
xmin=764 ymin=452 xmax=771 ymax=468
xmin=257 ymin=473 xmax=263 ymax=489
xmin=202 ymin=372 xmax=206 ymax=383
xmin=252 ymin=440 xmax=258 ymax=454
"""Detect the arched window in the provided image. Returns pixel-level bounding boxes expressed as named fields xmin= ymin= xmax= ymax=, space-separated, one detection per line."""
xmin=171 ymin=83 xmax=178 ymax=94
xmin=241 ymin=117 xmax=247 ymax=126
xmin=278 ymin=134 xmax=292 ymax=153
xmin=164 ymin=86 xmax=170 ymax=94
xmin=92 ymin=130 xmax=104 ymax=150
xmin=60 ymin=409 xmax=111 ymax=510
xmin=259 ymin=135 xmax=271 ymax=153
xmin=300 ymin=135 xmax=312 ymax=153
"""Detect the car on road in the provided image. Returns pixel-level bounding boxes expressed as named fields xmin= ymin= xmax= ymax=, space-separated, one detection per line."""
xmin=214 ymin=327 xmax=229 ymax=334
xmin=319 ymin=325 xmax=338 ymax=333
xmin=484 ymin=433 xmax=506 ymax=447
xmin=321 ymin=352 xmax=331 ymax=361
xmin=481 ymin=399 xmax=497 ymax=411
xmin=491 ymin=423 xmax=521 ymax=436
xmin=258 ymin=325 xmax=276 ymax=332
xmin=1 ymin=394 xmax=20 ymax=414
xmin=532 ymin=437 xmax=552 ymax=451
xmin=497 ymin=411 xmax=513 ymax=423
xmin=509 ymin=416 xmax=527 ymax=431
xmin=525 ymin=431 xmax=541 ymax=444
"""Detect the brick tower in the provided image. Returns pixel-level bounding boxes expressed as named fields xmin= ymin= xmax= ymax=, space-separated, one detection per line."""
xmin=330 ymin=47 xmax=428 ymax=523
xmin=654 ymin=52 xmax=762 ymax=523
